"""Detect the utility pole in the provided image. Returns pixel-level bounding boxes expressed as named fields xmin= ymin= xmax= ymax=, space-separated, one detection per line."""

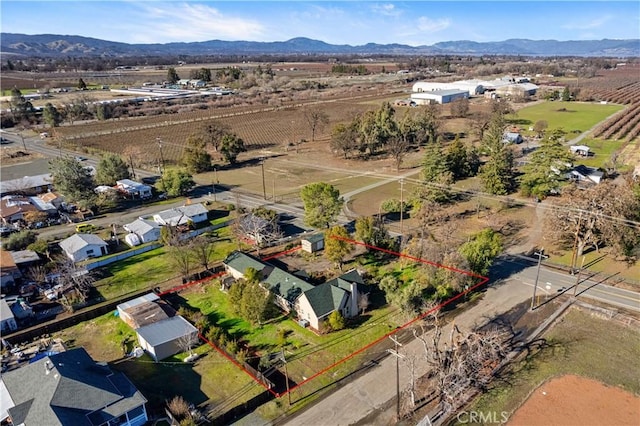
xmin=399 ymin=179 xmax=404 ymax=240
xmin=570 ymin=212 xmax=583 ymax=274
xmin=156 ymin=137 xmax=166 ymax=191
xmin=128 ymin=154 xmax=136 ymax=180
xmin=387 ymin=335 xmax=404 ymax=421
xmin=573 ymin=256 xmax=586 ymax=296
xmin=281 ymin=348 xmax=291 ymax=406
xmin=260 ymin=157 xmax=267 ymax=200
xmin=531 ymin=248 xmax=548 ymax=310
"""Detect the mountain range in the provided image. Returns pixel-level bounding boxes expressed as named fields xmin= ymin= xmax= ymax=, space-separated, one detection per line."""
xmin=1 ymin=33 xmax=638 ymax=57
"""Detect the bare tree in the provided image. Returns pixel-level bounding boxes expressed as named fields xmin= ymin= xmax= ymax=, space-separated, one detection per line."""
xmin=55 ymin=257 xmax=95 ymax=304
xmin=409 ymin=307 xmax=510 ymax=416
xmin=357 ymin=292 xmax=369 ymax=314
xmin=303 ymin=107 xmax=329 ymax=141
xmin=191 ymin=234 xmax=214 ymax=272
xmin=177 ymin=332 xmax=199 ymax=356
xmin=168 ymin=241 xmax=194 ymax=280
xmin=386 ymin=135 xmax=410 ymax=171
xmin=232 ymin=212 xmax=282 ymax=254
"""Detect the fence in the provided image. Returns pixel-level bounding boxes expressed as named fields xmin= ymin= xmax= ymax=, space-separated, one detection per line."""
xmin=84 ymin=243 xmax=162 ymax=271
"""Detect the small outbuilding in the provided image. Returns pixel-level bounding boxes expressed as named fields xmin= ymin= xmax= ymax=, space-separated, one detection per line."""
xmin=503 ymin=132 xmax=524 ymax=144
xmin=1 ymin=299 xmax=18 ymax=333
xmin=301 ymin=233 xmax=325 ymax=253
xmin=123 ymin=219 xmax=162 ymax=244
xmin=136 ymin=315 xmax=198 ymax=362
xmin=570 ymin=145 xmax=590 ymax=157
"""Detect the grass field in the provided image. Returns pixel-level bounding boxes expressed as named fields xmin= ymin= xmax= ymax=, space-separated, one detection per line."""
xmin=457 ymin=308 xmax=640 ymax=425
xmin=574 ymin=138 xmax=629 ymax=169
xmin=507 ymin=101 xmax=624 ymax=134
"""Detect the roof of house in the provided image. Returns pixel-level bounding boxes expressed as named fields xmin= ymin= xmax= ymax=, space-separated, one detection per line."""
xmin=301 ymin=283 xmax=347 ymax=319
xmin=0 ymin=174 xmax=52 ymax=195
xmin=263 ymin=267 xmax=314 ymax=304
xmin=223 ymin=251 xmax=267 ymax=275
xmin=10 ymin=250 xmax=41 ymax=265
xmin=116 ymin=179 xmax=150 ymax=189
xmin=0 ymin=249 xmax=18 ymax=272
xmin=303 ymin=233 xmax=324 ymax=244
xmin=136 ymin=315 xmax=197 ymax=347
xmin=29 ymin=196 xmax=56 ymax=212
xmin=412 ymin=89 xmax=469 ymax=97
xmin=1 ymin=299 xmax=14 ymax=322
xmin=573 ymin=165 xmax=604 ymax=178
xmin=38 ymin=192 xmax=63 ymax=203
xmin=123 ymin=219 xmax=160 ymax=235
xmin=0 ymin=196 xmax=37 ymax=219
xmin=178 ymin=203 xmax=208 ymax=217
xmin=59 ymin=234 xmax=108 ymax=254
xmin=1 ymin=347 xmax=146 ymax=426
xmin=116 ymin=293 xmax=160 ymax=312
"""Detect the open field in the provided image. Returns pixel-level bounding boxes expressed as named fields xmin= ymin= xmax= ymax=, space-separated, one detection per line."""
xmin=458 ymin=308 xmax=640 ymax=425
xmin=508 ymin=375 xmax=640 ymax=426
xmin=507 ymin=101 xmax=625 ymax=135
xmin=572 ymin=137 xmax=628 ymax=169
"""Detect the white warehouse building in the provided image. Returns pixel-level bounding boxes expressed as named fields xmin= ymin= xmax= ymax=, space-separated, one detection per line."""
xmin=411 ymin=89 xmax=469 ymax=105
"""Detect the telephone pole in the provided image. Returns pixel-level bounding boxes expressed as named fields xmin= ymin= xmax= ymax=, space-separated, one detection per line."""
xmin=387 ymin=335 xmax=404 ymax=420
xmin=399 ymin=179 xmax=404 ymax=239
xmin=260 ymin=157 xmax=267 ymax=200
xmin=531 ymin=248 xmax=548 ymax=310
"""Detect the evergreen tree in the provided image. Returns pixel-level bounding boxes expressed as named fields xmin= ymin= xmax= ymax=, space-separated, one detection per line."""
xmin=167 ymin=67 xmax=180 ymax=84
xmin=49 ymin=156 xmax=96 ymax=202
xmin=9 ymin=87 xmax=34 ymax=124
xmin=95 ymin=154 xmax=131 ymax=186
xmin=324 ymin=225 xmax=353 ymax=270
xmin=300 ymin=182 xmax=344 ymax=228
xmin=479 ymin=113 xmax=515 ymax=195
xmin=43 ymin=103 xmax=62 ymax=127
xmin=157 ymin=168 xmax=195 ymax=197
xmin=520 ymin=129 xmax=573 ymax=199
xmin=420 ymin=140 xmax=453 ymax=202
xmin=181 ymin=134 xmax=212 ymax=173
xmin=220 ymin=134 xmax=246 ymax=164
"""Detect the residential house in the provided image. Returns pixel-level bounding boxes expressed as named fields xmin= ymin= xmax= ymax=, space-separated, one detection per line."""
xmin=0 ymin=173 xmax=52 ymax=196
xmin=135 ymin=316 xmax=198 ymax=362
xmin=503 ymin=132 xmax=524 ymax=144
xmin=116 ymin=180 xmax=152 ymax=199
xmin=0 ymin=299 xmax=18 ymax=333
xmin=123 ymin=219 xmax=161 ymax=244
xmin=116 ymin=293 xmax=196 ymax=361
xmin=0 ymin=249 xmax=20 ymax=291
xmin=0 ymin=196 xmax=37 ymax=225
xmin=10 ymin=249 xmax=41 ymax=270
xmin=37 ymin=192 xmax=64 ymax=209
xmin=570 ymin=145 xmax=591 ymax=157
xmin=301 ymin=234 xmax=325 ymax=253
xmin=59 ymin=234 xmax=109 ymax=262
xmin=0 ymin=347 xmax=148 ymax=426
xmin=567 ymin=165 xmax=604 ymax=185
xmin=28 ymin=196 xmax=57 ymax=216
xmin=152 ymin=203 xmax=209 ymax=226
xmin=223 ymin=251 xmax=365 ymax=331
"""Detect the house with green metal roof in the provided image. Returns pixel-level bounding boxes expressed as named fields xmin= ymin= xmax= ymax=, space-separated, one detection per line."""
xmin=223 ymin=251 xmax=365 ymax=331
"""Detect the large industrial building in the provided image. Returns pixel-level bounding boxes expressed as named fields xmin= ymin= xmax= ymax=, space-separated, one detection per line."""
xmin=410 ymin=76 xmax=538 ymax=104
xmin=411 ymin=89 xmax=470 ymax=105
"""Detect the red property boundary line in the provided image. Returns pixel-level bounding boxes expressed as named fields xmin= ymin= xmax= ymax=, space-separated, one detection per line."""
xmin=156 ymin=237 xmax=489 ymax=398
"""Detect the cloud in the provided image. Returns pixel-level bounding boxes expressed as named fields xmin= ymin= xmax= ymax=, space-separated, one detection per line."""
xmin=417 ymin=16 xmax=451 ymax=33
xmin=562 ymin=15 xmax=612 ymax=30
xmin=129 ymin=3 xmax=265 ymax=43
xmin=371 ymin=3 xmax=402 ymax=17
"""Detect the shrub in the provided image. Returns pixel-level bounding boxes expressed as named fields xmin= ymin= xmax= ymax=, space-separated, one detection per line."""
xmin=4 ymin=230 xmax=37 ymax=251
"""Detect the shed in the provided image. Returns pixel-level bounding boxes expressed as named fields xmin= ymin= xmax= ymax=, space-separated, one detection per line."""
xmin=301 ymin=233 xmax=325 ymax=253
xmin=135 ymin=316 xmax=198 ymax=361
xmin=570 ymin=145 xmax=590 ymax=156
xmin=123 ymin=219 xmax=161 ymax=244
xmin=503 ymin=132 xmax=524 ymax=144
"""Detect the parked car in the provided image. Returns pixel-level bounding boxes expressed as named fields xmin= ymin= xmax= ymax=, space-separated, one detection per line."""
xmin=40 ymin=132 xmax=49 ymax=139
xmin=0 ymin=226 xmax=16 ymax=237
xmin=76 ymin=223 xmax=96 ymax=233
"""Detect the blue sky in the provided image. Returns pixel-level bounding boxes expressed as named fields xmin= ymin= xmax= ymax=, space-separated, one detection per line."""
xmin=1 ymin=1 xmax=638 ymax=46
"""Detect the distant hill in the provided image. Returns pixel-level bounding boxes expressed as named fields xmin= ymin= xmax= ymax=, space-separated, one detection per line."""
xmin=1 ymin=33 xmax=638 ymax=57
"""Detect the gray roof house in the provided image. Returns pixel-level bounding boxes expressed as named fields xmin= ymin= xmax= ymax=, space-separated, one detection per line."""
xmin=152 ymin=203 xmax=208 ymax=226
xmin=116 ymin=180 xmax=152 ymax=199
xmin=123 ymin=219 xmax=161 ymax=244
xmin=135 ymin=315 xmax=198 ymax=362
xmin=567 ymin=165 xmax=604 ymax=185
xmin=59 ymin=234 xmax=109 ymax=262
xmin=0 ymin=347 xmax=148 ymax=426
xmin=1 ymin=298 xmax=18 ymax=333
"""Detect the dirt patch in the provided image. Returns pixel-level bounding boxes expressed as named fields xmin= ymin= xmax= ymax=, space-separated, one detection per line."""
xmin=508 ymin=374 xmax=640 ymax=426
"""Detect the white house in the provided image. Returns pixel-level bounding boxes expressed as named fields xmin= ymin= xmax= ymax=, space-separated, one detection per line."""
xmin=123 ymin=219 xmax=162 ymax=244
xmin=116 ymin=179 xmax=152 ymax=199
xmin=570 ymin=145 xmax=591 ymax=157
xmin=1 ymin=298 xmax=18 ymax=333
xmin=153 ymin=203 xmax=208 ymax=226
xmin=135 ymin=315 xmax=198 ymax=361
xmin=567 ymin=165 xmax=604 ymax=185
xmin=59 ymin=234 xmax=109 ymax=262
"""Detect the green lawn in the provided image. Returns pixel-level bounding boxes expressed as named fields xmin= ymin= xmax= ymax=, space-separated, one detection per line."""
xmin=573 ymin=138 xmax=628 ymax=169
xmin=93 ymin=247 xmax=176 ymax=300
xmin=507 ymin=101 xmax=624 ymax=135
xmin=457 ymin=308 xmax=640 ymax=425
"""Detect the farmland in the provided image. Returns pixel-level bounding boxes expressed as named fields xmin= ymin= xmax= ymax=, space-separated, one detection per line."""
xmin=577 ymin=64 xmax=640 ymax=105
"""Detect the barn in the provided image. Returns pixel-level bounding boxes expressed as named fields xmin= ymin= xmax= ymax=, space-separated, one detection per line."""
xmin=411 ymin=89 xmax=469 ymax=105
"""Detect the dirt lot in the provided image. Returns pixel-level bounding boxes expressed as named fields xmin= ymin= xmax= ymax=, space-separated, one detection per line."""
xmin=508 ymin=375 xmax=640 ymax=426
